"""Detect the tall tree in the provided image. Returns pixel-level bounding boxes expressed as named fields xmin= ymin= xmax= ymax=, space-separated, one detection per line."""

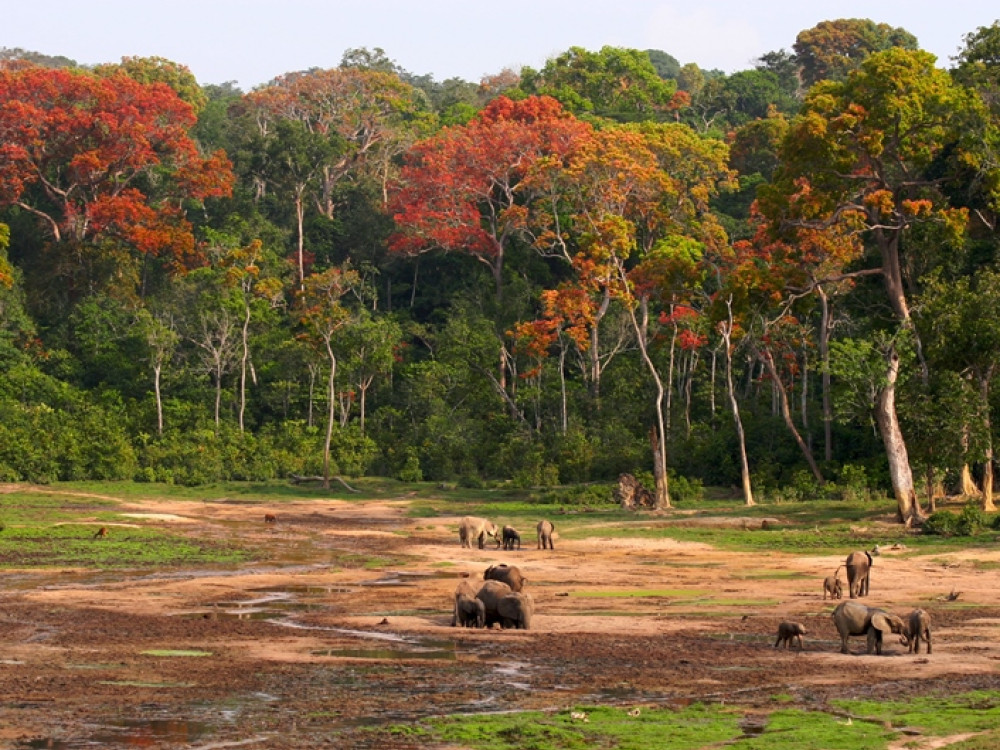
xmin=793 ymin=18 xmax=919 ymax=88
xmin=0 ymin=66 xmax=233 ymax=303
xmin=760 ymin=48 xmax=988 ymax=524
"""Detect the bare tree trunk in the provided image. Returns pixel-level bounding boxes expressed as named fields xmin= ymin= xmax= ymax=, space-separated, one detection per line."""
xmin=322 ymin=342 xmax=337 ymax=491
xmin=239 ymin=304 xmax=251 ymax=433
xmin=295 ymin=188 xmax=306 ymax=289
xmin=154 ymin=363 xmax=164 ymax=435
xmin=873 ymin=347 xmax=920 ymax=525
xmin=980 ymin=376 xmax=996 ymax=511
xmin=721 ymin=299 xmax=754 ymax=506
xmin=762 ymin=349 xmax=824 ymax=482
xmin=818 ymin=285 xmax=834 ymax=462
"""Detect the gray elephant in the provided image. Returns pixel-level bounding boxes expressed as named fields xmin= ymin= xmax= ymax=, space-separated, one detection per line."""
xmin=483 ymin=563 xmax=525 ymax=592
xmin=774 ymin=621 xmax=806 ymax=649
xmin=497 ymin=591 xmax=534 ymax=629
xmin=845 ymin=548 xmax=876 ymax=598
xmin=476 ymin=579 xmax=513 ymax=627
xmin=904 ymin=608 xmax=932 ymax=654
xmin=823 ymin=575 xmax=843 ymax=600
xmin=456 ymin=593 xmax=486 ymax=628
xmin=458 ymin=516 xmax=499 ymax=549
xmin=536 ymin=519 xmax=555 ymax=550
xmin=451 ymin=579 xmax=480 ymax=626
xmin=832 ymin=600 xmax=908 ymax=655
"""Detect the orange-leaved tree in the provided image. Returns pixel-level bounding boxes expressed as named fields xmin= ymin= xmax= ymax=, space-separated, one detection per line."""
xmin=758 ymin=48 xmax=987 ymax=524
xmin=0 ymin=65 xmax=233 ymax=297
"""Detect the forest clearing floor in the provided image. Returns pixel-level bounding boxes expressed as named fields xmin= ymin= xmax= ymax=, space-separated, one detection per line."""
xmin=2 ymin=489 xmax=1000 ymax=748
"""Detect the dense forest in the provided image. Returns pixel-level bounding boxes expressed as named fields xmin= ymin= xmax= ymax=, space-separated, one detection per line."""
xmin=1 ymin=18 xmax=1000 ymax=524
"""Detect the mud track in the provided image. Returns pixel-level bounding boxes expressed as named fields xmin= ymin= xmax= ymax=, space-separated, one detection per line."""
xmin=2 ymin=493 xmax=1000 ymax=748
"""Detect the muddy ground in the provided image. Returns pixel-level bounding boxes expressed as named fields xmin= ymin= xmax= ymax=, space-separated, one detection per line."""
xmin=2 ymin=490 xmax=1000 ymax=749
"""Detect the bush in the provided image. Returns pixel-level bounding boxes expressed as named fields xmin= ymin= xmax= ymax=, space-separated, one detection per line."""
xmin=924 ymin=502 xmax=985 ymax=537
xmin=923 ymin=511 xmax=959 ymax=536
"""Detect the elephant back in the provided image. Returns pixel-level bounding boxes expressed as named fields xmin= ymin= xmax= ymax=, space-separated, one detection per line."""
xmin=497 ymin=591 xmax=534 ymax=629
xmin=477 ymin=579 xmax=513 ymax=625
xmin=483 ymin=564 xmax=525 ymax=592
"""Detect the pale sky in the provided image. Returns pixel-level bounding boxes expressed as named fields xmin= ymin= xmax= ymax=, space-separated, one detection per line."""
xmin=3 ymin=1 xmax=997 ymax=90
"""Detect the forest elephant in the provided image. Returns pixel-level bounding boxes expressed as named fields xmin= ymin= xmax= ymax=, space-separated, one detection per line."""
xmin=483 ymin=563 xmax=525 ymax=592
xmin=536 ymin=519 xmax=555 ymax=550
xmin=845 ymin=548 xmax=876 ymax=598
xmin=456 ymin=593 xmax=486 ymax=628
xmin=774 ymin=621 xmax=806 ymax=649
xmin=823 ymin=571 xmax=843 ymax=600
xmin=451 ymin=579 xmax=480 ymax=626
xmin=458 ymin=516 xmax=499 ymax=549
xmin=499 ymin=525 xmax=521 ymax=551
xmin=497 ymin=591 xmax=534 ymax=629
xmin=832 ymin=600 xmax=908 ymax=655
xmin=904 ymin=608 xmax=932 ymax=654
xmin=476 ymin=579 xmax=513 ymax=627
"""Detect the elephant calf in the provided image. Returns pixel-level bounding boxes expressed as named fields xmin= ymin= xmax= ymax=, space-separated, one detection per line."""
xmin=499 ymin=525 xmax=521 ymax=551
xmin=774 ymin=621 xmax=806 ymax=649
xmin=832 ymin=600 xmax=908 ymax=655
xmin=536 ymin=519 xmax=555 ymax=550
xmin=823 ymin=575 xmax=843 ymax=600
xmin=451 ymin=580 xmax=480 ymax=626
xmin=905 ymin=608 xmax=932 ymax=654
xmin=456 ymin=593 xmax=486 ymax=628
xmin=484 ymin=563 xmax=525 ymax=592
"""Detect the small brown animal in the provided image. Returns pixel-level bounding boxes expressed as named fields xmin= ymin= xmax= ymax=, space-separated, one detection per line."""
xmin=774 ymin=621 xmax=806 ymax=650
xmin=93 ymin=526 xmax=108 ymax=539
xmin=264 ymin=513 xmax=277 ymax=524
xmin=823 ymin=575 xmax=843 ymax=600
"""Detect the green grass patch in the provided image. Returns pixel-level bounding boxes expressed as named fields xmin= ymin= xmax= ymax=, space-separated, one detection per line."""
xmin=726 ymin=708 xmax=895 ymax=749
xmin=0 ymin=523 xmax=248 ymax=569
xmin=834 ymin=691 xmax=1000 ymax=736
xmin=421 ymin=704 xmax=742 ymax=750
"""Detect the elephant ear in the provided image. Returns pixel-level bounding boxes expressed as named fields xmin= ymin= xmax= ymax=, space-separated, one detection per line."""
xmin=870 ymin=612 xmax=898 ymax=635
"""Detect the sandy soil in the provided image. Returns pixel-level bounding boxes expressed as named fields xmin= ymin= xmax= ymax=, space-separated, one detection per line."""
xmin=2 ymin=490 xmax=1000 ymax=748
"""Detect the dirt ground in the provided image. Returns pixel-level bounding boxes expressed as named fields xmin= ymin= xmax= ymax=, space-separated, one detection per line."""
xmin=2 ymin=490 xmax=1000 ymax=749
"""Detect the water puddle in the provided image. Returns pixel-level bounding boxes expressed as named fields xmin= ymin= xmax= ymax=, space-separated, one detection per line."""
xmin=19 ymin=718 xmax=212 ymax=748
xmin=312 ymin=645 xmax=459 ymax=660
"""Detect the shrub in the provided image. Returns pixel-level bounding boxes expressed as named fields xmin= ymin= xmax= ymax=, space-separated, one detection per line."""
xmin=923 ymin=502 xmax=985 ymax=537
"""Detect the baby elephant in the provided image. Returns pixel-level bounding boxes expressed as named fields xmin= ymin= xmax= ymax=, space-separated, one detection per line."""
xmin=774 ymin=621 xmax=807 ymax=650
xmin=499 ymin=525 xmax=521 ymax=551
xmin=455 ymin=593 xmax=486 ymax=628
xmin=823 ymin=576 xmax=843 ymax=600
xmin=536 ymin=519 xmax=555 ymax=550
xmin=905 ymin=608 xmax=932 ymax=654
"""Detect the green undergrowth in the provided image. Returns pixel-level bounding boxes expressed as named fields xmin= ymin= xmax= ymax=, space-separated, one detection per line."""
xmin=385 ymin=690 xmax=1000 ymax=750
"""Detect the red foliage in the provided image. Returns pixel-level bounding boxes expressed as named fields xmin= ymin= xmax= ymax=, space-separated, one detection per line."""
xmin=0 ymin=66 xmax=233 ymax=268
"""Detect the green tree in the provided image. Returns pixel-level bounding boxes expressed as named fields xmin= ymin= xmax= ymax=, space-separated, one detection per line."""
xmin=761 ymin=48 xmax=990 ymax=524
xmin=793 ymin=18 xmax=919 ymax=88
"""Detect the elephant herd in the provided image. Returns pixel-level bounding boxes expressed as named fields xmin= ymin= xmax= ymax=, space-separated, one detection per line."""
xmin=457 ymin=516 xmax=555 ymax=551
xmin=452 ymin=564 xmax=533 ymax=630
xmin=451 ymin=516 xmax=553 ymax=630
xmin=777 ymin=545 xmax=932 ymax=656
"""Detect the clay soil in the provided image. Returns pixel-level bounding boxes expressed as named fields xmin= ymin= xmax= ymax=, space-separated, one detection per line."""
xmin=2 ymin=490 xmax=1000 ymax=749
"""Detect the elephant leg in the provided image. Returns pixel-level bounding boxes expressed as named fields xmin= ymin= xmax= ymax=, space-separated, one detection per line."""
xmin=840 ymin=634 xmax=850 ymax=654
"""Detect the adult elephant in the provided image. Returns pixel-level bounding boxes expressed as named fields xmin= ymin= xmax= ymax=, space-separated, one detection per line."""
xmin=483 ymin=564 xmax=525 ymax=592
xmin=497 ymin=591 xmax=534 ymax=629
xmin=845 ymin=548 xmax=876 ymax=598
xmin=476 ymin=579 xmax=513 ymax=627
xmin=458 ymin=516 xmax=499 ymax=549
xmin=832 ymin=600 xmax=908 ymax=655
